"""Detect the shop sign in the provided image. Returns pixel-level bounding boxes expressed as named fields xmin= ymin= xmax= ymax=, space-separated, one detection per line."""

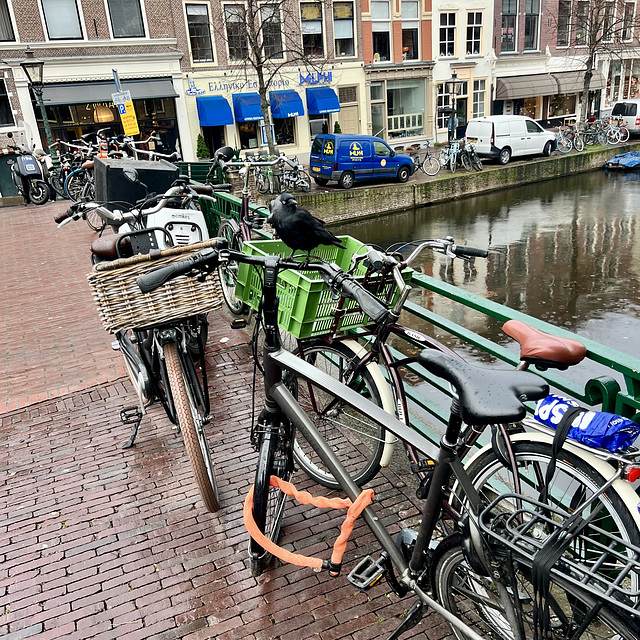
xmin=207 ymin=78 xmax=290 ymax=93
xmin=299 ymin=72 xmax=332 ymax=85
xmin=112 ymin=90 xmax=140 ymax=136
xmin=186 ymin=79 xmax=206 ymax=96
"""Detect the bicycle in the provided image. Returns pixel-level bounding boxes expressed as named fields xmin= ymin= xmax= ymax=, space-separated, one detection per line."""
xmin=280 ymin=155 xmax=311 ymax=192
xmin=465 ymin=141 xmax=483 ymax=170
xmin=408 ymin=141 xmax=441 ymax=176
xmin=556 ymin=125 xmax=585 ymax=154
xmin=138 ymin=243 xmax=640 ymax=640
xmin=439 ymin=140 xmax=461 ymax=172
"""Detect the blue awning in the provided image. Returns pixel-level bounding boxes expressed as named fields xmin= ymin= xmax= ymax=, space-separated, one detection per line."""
xmin=306 ymin=87 xmax=340 ymax=114
xmin=196 ymin=96 xmax=234 ymax=126
xmin=270 ymin=90 xmax=304 ymax=118
xmin=232 ymin=93 xmax=263 ymax=122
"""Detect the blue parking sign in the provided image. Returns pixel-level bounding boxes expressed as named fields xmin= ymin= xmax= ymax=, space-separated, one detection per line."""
xmin=118 ymin=103 xmax=126 ymax=115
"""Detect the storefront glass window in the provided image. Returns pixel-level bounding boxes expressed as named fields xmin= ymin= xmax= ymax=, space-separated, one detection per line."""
xmin=371 ymin=103 xmax=385 ymax=137
xmin=309 ymin=114 xmax=329 ymax=138
xmin=386 ymin=79 xmax=425 ymax=139
xmin=238 ymin=121 xmax=259 ymax=149
xmin=42 ymin=0 xmax=82 ymax=39
xmin=274 ymin=118 xmax=295 ymax=145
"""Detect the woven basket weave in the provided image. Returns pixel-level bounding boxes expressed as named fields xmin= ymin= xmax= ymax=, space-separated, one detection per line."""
xmin=87 ymin=239 xmax=222 ymax=333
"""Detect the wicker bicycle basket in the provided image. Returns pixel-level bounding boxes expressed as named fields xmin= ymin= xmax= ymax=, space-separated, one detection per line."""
xmin=87 ymin=238 xmax=222 ymax=333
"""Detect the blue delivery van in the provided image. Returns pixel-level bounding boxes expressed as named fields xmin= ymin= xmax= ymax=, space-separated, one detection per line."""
xmin=309 ymin=134 xmax=414 ymax=189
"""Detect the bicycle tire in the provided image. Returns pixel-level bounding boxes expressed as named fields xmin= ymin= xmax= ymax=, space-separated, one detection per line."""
xmin=619 ymin=126 xmax=630 ymax=143
xmin=64 ymin=170 xmax=85 ymax=202
xmin=573 ymin=133 xmax=584 ymax=152
xmin=471 ymin=152 xmax=483 ymax=171
xmin=422 ymin=156 xmax=441 ymax=176
xmin=450 ymin=153 xmax=457 ymax=173
xmin=217 ymin=219 xmax=249 ymax=316
xmin=460 ymin=152 xmax=472 ymax=172
xmin=439 ymin=150 xmax=449 ymax=168
xmin=607 ymin=128 xmax=621 ymax=145
xmin=556 ymin=136 xmax=572 ymax=154
xmin=49 ymin=170 xmax=66 ymax=198
xmin=287 ymin=340 xmax=388 ymax=490
xmin=164 ymin=342 xmax=220 ymax=512
xmin=433 ymin=538 xmax=640 ymax=640
xmin=462 ymin=439 xmax=640 ymax=592
xmin=250 ymin=427 xmax=292 ymax=575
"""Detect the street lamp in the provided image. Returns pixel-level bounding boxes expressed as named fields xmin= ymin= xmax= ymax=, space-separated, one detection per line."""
xmin=444 ymin=71 xmax=465 ymax=141
xmin=20 ymin=47 xmax=59 ymax=168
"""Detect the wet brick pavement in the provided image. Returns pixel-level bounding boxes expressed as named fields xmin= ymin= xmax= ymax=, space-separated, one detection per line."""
xmin=0 ymin=199 xmax=453 ymax=639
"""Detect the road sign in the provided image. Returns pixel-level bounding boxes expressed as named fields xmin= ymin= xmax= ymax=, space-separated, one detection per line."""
xmin=111 ymin=90 xmax=139 ymax=136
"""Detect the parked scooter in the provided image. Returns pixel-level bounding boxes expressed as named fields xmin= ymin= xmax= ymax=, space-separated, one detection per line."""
xmin=6 ymin=132 xmax=49 ymax=205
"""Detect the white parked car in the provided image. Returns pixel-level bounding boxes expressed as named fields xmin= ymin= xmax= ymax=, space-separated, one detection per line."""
xmin=465 ymin=115 xmax=556 ymax=164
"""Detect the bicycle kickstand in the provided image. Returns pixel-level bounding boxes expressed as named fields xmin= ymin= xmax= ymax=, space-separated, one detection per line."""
xmin=120 ymin=406 xmax=143 ymax=449
xmin=385 ymin=599 xmax=427 ymax=640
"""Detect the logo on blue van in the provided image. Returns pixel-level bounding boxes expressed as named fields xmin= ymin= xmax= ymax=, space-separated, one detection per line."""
xmin=349 ymin=142 xmax=364 ymax=160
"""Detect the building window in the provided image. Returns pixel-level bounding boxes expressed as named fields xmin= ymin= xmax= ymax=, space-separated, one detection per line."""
xmin=501 ymin=0 xmax=516 ymax=52
xmin=309 ymin=114 xmax=329 ymax=137
xmin=107 ymin=0 xmax=144 ymax=37
xmin=602 ymin=2 xmax=615 ymax=41
xmin=225 ymin=5 xmax=248 ymax=61
xmin=301 ymin=3 xmax=323 ymax=57
xmin=186 ymin=4 xmax=214 ymax=62
xmin=524 ymin=0 xmax=540 ymax=50
xmin=401 ymin=1 xmax=419 ymax=60
xmin=339 ymin=86 xmax=357 ymax=103
xmin=623 ymin=2 xmax=635 ymax=41
xmin=371 ymin=1 xmax=390 ymax=62
xmin=370 ymin=82 xmax=385 ymax=136
xmin=261 ymin=5 xmax=283 ymax=58
xmin=557 ymin=0 xmax=571 ymax=46
xmin=466 ymin=11 xmax=482 ymax=55
xmin=437 ymin=84 xmax=451 ymax=129
xmin=387 ymin=79 xmax=425 ymax=139
xmin=576 ymin=1 xmax=589 ymax=44
xmin=0 ymin=80 xmax=14 ymax=125
xmin=274 ymin=118 xmax=295 ymax=145
xmin=473 ymin=79 xmax=486 ymax=118
xmin=439 ymin=12 xmax=456 ymax=57
xmin=334 ymin=2 xmax=354 ymax=57
xmin=42 ymin=0 xmax=82 ymax=39
xmin=0 ymin=0 xmax=14 ymax=41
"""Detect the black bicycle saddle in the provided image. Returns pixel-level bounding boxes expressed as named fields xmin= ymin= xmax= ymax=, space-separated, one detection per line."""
xmin=417 ymin=350 xmax=549 ymax=425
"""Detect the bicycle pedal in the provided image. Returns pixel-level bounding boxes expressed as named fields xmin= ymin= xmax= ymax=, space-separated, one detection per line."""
xmin=410 ymin=458 xmax=435 ymax=473
xmin=347 ymin=552 xmax=388 ymax=591
xmin=120 ymin=406 xmax=142 ymax=425
xmin=230 ymin=318 xmax=248 ymax=329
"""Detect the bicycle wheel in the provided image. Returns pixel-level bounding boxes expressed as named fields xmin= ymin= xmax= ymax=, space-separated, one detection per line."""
xmin=460 ymin=152 xmax=472 ymax=172
xmin=450 ymin=153 xmax=457 ymax=173
xmin=607 ymin=128 xmax=621 ymax=145
xmin=250 ymin=425 xmax=293 ymax=575
xmin=217 ymin=219 xmax=248 ymax=315
xmin=422 ymin=156 xmax=441 ymax=176
xmin=49 ymin=169 xmax=66 ymax=198
xmin=463 ymin=439 xmax=640 ymax=589
xmin=287 ymin=340 xmax=388 ymax=490
xmin=64 ymin=170 xmax=85 ymax=202
xmin=619 ymin=126 xmax=630 ymax=143
xmin=470 ymin=152 xmax=483 ymax=171
xmin=556 ymin=136 xmax=572 ymax=154
xmin=164 ymin=341 xmax=220 ymax=512
xmin=573 ymin=133 xmax=584 ymax=152
xmin=296 ymin=171 xmax=312 ymax=192
xmin=433 ymin=538 xmax=639 ymax=640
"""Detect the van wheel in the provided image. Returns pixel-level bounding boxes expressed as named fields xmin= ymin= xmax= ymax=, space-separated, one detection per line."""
xmin=338 ymin=171 xmax=354 ymax=189
xmin=498 ymin=147 xmax=511 ymax=165
xmin=397 ymin=166 xmax=410 ymax=183
xmin=313 ymin=177 xmax=329 ymax=186
xmin=543 ymin=141 xmax=553 ymax=157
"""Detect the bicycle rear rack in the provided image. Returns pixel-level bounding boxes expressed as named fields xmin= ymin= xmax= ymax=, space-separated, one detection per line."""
xmin=479 ymin=492 xmax=640 ymax=618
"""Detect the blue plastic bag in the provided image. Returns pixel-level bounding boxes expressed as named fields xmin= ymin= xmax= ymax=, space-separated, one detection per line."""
xmin=534 ymin=394 xmax=640 ymax=452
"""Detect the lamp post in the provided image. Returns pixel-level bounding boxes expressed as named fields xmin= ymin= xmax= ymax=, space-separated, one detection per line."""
xmin=20 ymin=47 xmax=59 ymax=168
xmin=444 ymin=71 xmax=465 ymax=142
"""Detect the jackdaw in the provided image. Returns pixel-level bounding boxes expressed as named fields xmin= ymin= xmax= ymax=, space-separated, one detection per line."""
xmin=268 ymin=193 xmax=343 ymax=257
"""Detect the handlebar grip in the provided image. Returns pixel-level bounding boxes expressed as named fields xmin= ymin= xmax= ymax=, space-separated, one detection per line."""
xmin=452 ymin=245 xmax=488 ymax=259
xmin=340 ymin=277 xmax=388 ymax=323
xmin=366 ymin=247 xmax=383 ymax=272
xmin=53 ymin=208 xmax=73 ymax=224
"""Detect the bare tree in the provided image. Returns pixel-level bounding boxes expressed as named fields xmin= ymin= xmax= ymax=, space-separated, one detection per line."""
xmin=210 ymin=0 xmax=331 ymax=156
xmin=555 ymin=0 xmax=640 ymax=124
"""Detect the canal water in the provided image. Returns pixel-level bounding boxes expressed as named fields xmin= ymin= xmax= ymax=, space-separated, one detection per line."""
xmin=334 ymin=170 xmax=640 ymax=366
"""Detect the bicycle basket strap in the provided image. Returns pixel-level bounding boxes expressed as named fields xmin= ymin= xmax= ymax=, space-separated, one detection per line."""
xmin=243 ymin=476 xmax=374 ymax=575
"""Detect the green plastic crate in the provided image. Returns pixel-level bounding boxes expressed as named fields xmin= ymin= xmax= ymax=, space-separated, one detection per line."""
xmin=235 ymin=236 xmax=412 ymax=339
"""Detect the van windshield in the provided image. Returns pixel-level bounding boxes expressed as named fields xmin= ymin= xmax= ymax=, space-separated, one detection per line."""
xmin=612 ymin=102 xmax=638 ymax=117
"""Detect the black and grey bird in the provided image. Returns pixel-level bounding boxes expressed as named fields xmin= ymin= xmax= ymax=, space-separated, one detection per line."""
xmin=268 ymin=193 xmax=343 ymax=258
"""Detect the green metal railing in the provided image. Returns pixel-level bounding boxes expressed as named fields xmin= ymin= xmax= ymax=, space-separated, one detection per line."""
xmin=204 ymin=191 xmax=640 ymax=441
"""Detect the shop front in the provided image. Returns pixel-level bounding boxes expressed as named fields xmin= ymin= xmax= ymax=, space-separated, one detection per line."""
xmin=39 ymin=77 xmax=180 ymax=152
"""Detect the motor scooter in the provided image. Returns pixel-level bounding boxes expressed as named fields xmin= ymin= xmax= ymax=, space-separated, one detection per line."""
xmin=6 ymin=132 xmax=49 ymax=205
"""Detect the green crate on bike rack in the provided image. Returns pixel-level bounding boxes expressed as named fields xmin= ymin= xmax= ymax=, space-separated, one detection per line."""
xmin=235 ymin=236 xmax=412 ymax=339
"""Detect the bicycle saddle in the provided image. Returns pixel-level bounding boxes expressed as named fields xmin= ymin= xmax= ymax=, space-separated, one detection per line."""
xmin=417 ymin=350 xmax=549 ymax=425
xmin=502 ymin=319 xmax=586 ymax=370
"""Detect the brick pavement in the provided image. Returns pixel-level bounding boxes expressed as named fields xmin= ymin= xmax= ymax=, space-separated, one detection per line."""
xmin=0 ymin=199 xmax=454 ymax=639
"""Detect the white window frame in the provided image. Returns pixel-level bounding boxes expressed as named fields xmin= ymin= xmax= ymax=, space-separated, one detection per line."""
xmin=401 ymin=1 xmax=419 ymax=61
xmin=185 ymin=2 xmax=215 ymax=64
xmin=40 ymin=0 xmax=85 ymax=41
xmin=104 ymin=0 xmax=148 ymax=39
xmin=333 ymin=1 xmax=355 ymax=58
xmin=524 ymin=0 xmax=540 ymax=51
xmin=439 ymin=12 xmax=456 ymax=58
xmin=466 ymin=11 xmax=482 ymax=56
xmin=371 ymin=0 xmax=391 ymax=62
xmin=601 ymin=1 xmax=616 ymax=43
xmin=622 ymin=1 xmax=635 ymax=41
xmin=0 ymin=0 xmax=17 ymax=42
xmin=501 ymin=0 xmax=517 ymax=52
xmin=472 ymin=79 xmax=486 ymax=118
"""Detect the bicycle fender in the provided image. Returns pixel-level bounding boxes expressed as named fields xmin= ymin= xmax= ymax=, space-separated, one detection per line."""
xmin=465 ymin=431 xmax=640 ymax=530
xmin=341 ymin=338 xmax=397 ymax=467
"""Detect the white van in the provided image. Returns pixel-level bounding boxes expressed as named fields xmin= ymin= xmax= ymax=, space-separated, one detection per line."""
xmin=465 ymin=115 xmax=556 ymax=164
xmin=610 ymin=99 xmax=640 ymax=134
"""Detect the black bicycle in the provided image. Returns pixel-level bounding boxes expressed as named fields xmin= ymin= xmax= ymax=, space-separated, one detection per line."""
xmin=138 ymin=243 xmax=640 ymax=640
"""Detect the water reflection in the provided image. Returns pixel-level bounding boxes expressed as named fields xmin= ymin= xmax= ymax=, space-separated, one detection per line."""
xmin=335 ymin=171 xmax=640 ymax=356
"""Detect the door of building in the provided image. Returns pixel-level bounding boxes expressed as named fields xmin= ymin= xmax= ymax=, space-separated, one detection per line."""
xmin=339 ymin=105 xmax=359 ymax=134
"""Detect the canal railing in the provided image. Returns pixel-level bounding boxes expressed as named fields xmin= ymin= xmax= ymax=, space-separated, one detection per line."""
xmin=202 ymin=191 xmax=640 ymax=445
